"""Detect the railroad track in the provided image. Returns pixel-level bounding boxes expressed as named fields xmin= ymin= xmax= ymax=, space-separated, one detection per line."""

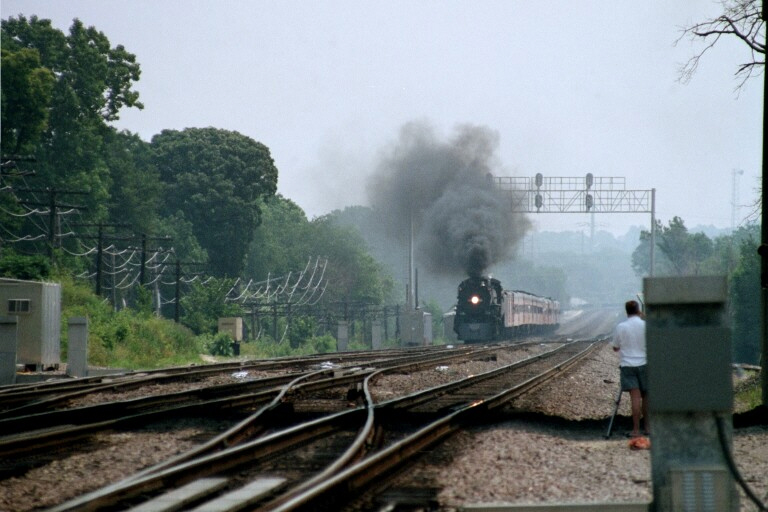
xmin=41 ymin=338 xmax=600 ymax=512
xmin=0 ymin=342 xmax=510 ymax=460
xmin=291 ymin=338 xmax=602 ymax=512
xmin=0 ymin=344 xmax=460 ymax=413
xmin=0 ymin=343 xmax=489 ymax=419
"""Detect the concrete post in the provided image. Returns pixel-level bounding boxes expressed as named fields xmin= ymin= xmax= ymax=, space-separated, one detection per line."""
xmin=422 ymin=311 xmax=433 ymax=346
xmin=337 ymin=321 xmax=349 ymax=352
xmin=371 ymin=319 xmax=382 ymax=350
xmin=0 ymin=316 xmax=18 ymax=385
xmin=644 ymin=276 xmax=737 ymax=511
xmin=67 ymin=317 xmax=89 ymax=378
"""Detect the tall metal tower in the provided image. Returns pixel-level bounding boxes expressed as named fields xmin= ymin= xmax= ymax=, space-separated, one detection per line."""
xmin=731 ymin=168 xmax=744 ymax=231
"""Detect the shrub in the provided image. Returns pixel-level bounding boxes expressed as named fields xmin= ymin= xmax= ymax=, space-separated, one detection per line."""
xmin=59 ymin=275 xmax=203 ymax=369
xmin=0 ymin=251 xmax=51 ymax=280
xmin=203 ymin=332 xmax=236 ymax=357
xmin=311 ymin=334 xmax=337 ymax=354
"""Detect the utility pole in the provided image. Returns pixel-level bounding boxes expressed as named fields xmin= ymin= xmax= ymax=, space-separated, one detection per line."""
xmin=760 ymin=0 xmax=767 ymax=408
xmin=75 ymin=223 xmax=131 ymax=296
xmin=173 ymin=260 xmax=206 ymax=322
xmin=0 ymin=156 xmax=36 ymax=180
xmin=175 ymin=260 xmax=181 ymax=322
xmin=408 ymin=209 xmax=414 ymax=309
xmin=140 ymin=234 xmax=148 ymax=286
xmin=17 ymin=187 xmax=88 ymax=262
xmin=651 ymin=189 xmax=656 ymax=277
xmin=731 ymin=168 xmax=744 ymax=230
xmin=133 ymin=233 xmax=173 ymax=286
xmin=123 ymin=233 xmax=172 ymax=314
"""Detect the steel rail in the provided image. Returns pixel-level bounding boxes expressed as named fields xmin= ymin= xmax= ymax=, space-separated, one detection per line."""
xmin=0 ymin=363 xmax=299 ymax=413
xmin=0 ymin=343 xmax=492 ymax=435
xmin=0 ymin=360 xmax=252 ymax=396
xmin=121 ymin=344 xmax=509 ymax=484
xmin=0 ymin=387 xmax=280 ymax=458
xmin=267 ymin=339 xmax=601 ymax=511
xmin=0 ymin=344 xmax=480 ymax=414
xmin=0 ymin=344 xmax=454 ymax=407
xmin=42 ymin=347 xmax=532 ymax=510
xmin=46 ymin=340 xmax=596 ymax=512
xmin=0 ymin=368 xmax=368 ymax=458
xmin=0 ymin=344 xmax=497 ymax=457
xmin=373 ymin=343 xmax=570 ymax=412
xmin=251 ymin=343 xmax=515 ymax=510
xmin=119 ymin=368 xmax=367 ymax=483
xmin=46 ymin=407 xmax=372 ymax=512
xmin=0 ymin=358 xmax=320 ymax=399
xmin=248 ymin=363 xmax=381 ymax=511
xmin=0 ymin=372 xmax=313 ymax=435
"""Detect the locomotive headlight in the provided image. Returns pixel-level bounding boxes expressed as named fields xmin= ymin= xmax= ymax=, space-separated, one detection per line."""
xmin=470 ymin=295 xmax=481 ymax=305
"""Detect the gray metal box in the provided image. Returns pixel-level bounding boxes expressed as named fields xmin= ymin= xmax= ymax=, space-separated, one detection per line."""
xmin=422 ymin=311 xmax=433 ymax=345
xmin=647 ymin=326 xmax=732 ymax=412
xmin=218 ymin=317 xmax=243 ymax=341
xmin=399 ymin=309 xmax=425 ymax=346
xmin=644 ymin=275 xmax=728 ymax=305
xmin=0 ymin=278 xmax=61 ymax=369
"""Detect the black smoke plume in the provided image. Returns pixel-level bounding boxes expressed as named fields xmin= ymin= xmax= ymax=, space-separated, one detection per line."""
xmin=367 ymin=121 xmax=530 ymax=277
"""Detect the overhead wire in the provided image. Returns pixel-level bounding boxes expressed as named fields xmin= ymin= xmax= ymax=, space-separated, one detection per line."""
xmin=4 ymin=177 xmax=336 ymax=321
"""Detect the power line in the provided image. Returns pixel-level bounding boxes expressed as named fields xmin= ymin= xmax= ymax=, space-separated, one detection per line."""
xmin=14 ymin=187 xmax=88 ymax=261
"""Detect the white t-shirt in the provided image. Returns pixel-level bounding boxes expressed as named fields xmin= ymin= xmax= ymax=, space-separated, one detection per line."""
xmin=611 ymin=315 xmax=646 ymax=367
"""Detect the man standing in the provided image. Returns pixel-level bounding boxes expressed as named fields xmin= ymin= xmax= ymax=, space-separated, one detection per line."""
xmin=612 ymin=300 xmax=648 ymax=438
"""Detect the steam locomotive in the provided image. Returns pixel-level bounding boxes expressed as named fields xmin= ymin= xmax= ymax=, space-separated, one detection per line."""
xmin=453 ymin=275 xmax=560 ymax=343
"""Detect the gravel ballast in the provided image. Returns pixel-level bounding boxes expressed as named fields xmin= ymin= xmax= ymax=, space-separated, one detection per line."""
xmin=1 ymin=341 xmax=766 ymax=511
xmin=390 ymin=342 xmax=768 ymax=511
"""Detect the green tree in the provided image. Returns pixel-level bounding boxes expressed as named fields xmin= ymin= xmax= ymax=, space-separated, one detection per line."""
xmin=242 ymin=198 xmax=395 ymax=350
xmin=1 ymin=16 xmax=142 ymax=123
xmin=180 ymin=278 xmax=244 ymax=335
xmin=244 ymin=200 xmax=394 ymax=307
xmin=657 ymin=217 xmax=713 ymax=275
xmin=1 ymin=46 xmax=55 ymax=155
xmin=309 ymin=214 xmax=394 ymax=305
xmin=421 ymin=299 xmax=445 ymax=341
xmin=1 ymin=16 xmax=144 ymax=229
xmin=701 ymin=232 xmax=741 ymax=276
xmin=102 ymin=130 xmax=161 ymax=234
xmin=730 ymin=226 xmax=761 ymax=364
xmin=632 ymin=217 xmax=714 ymax=276
xmin=155 ymin=212 xmax=208 ymax=265
xmin=244 ymin=195 xmax=312 ymax=278
xmin=287 ymin=316 xmax=317 ymax=349
xmin=699 ymin=225 xmax=761 ymax=276
xmin=151 ymin=128 xmax=278 ymax=277
xmin=0 ymin=250 xmax=51 ymax=280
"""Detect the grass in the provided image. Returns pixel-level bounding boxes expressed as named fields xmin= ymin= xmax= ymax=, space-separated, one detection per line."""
xmin=734 ymin=370 xmax=763 ymax=413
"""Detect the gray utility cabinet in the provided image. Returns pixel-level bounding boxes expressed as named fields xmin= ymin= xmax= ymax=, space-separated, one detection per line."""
xmin=0 ymin=278 xmax=61 ymax=370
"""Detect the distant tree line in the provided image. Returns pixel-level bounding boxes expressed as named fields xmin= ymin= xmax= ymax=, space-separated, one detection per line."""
xmin=1 ymin=15 xmax=761 ymax=360
xmin=1 ymin=16 xmax=394 ymax=338
xmin=632 ymin=217 xmax=761 ymax=364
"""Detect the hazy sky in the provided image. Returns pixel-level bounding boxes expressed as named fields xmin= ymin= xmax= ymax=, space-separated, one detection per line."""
xmin=3 ymin=1 xmax=763 ymax=236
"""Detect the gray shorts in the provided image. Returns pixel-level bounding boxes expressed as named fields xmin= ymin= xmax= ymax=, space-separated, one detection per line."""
xmin=620 ymin=365 xmax=648 ymax=393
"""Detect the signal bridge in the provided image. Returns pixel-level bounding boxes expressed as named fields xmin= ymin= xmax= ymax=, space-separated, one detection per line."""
xmin=493 ymin=174 xmax=653 ymax=214
xmin=493 ymin=174 xmax=657 ymax=275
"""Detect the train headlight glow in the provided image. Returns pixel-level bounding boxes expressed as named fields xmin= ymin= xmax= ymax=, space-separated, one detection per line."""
xmin=470 ymin=295 xmax=481 ymax=305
